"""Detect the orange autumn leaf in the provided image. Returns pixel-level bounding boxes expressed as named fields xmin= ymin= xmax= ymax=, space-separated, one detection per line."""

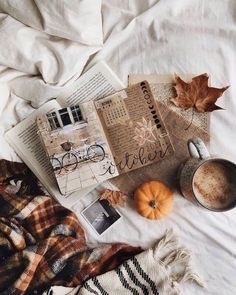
xmin=170 ymin=73 xmax=229 ymax=112
xmin=100 ymin=189 xmax=125 ymax=207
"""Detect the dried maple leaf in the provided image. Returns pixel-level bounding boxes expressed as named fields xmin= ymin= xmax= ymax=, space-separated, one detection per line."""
xmin=170 ymin=73 xmax=229 ymax=112
xmin=100 ymin=189 xmax=126 ymax=207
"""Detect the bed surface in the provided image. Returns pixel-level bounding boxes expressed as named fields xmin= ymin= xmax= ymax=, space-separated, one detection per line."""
xmin=0 ymin=1 xmax=236 ymax=294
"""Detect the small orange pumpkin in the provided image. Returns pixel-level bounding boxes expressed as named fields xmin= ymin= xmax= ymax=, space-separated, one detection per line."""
xmin=134 ymin=180 xmax=173 ymax=220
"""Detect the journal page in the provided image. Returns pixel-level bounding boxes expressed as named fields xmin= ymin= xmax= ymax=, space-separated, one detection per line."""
xmin=94 ymin=81 xmax=175 ymax=174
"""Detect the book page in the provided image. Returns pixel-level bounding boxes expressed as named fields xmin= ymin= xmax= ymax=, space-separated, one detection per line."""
xmin=57 ymin=61 xmax=124 ymax=107
xmin=94 ymin=81 xmax=175 ymax=174
xmin=129 ymin=74 xmax=210 ymax=134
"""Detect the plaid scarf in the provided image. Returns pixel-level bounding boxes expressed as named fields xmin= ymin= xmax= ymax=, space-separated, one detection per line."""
xmin=0 ymin=160 xmax=142 ymax=295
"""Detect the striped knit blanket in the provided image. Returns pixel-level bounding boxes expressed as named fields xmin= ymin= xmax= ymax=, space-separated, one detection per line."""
xmin=0 ymin=160 xmax=141 ymax=295
xmin=51 ymin=230 xmax=203 ymax=295
xmin=75 ymin=230 xmax=205 ymax=295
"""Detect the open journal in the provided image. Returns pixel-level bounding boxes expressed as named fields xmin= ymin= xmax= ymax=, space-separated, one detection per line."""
xmin=5 ymin=61 xmax=124 ymax=208
xmin=107 ymin=74 xmax=210 ymax=197
xmin=36 ymin=81 xmax=174 ymax=195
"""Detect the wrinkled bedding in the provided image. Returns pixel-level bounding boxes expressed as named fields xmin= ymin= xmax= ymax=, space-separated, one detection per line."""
xmin=0 ymin=0 xmax=236 ymax=294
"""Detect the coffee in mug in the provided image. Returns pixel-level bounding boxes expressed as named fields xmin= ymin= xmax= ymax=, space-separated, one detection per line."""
xmin=192 ymin=159 xmax=236 ymax=210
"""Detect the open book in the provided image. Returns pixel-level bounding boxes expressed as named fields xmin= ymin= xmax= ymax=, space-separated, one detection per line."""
xmin=36 ymin=81 xmax=174 ymax=194
xmin=5 ymin=61 xmax=124 ymax=208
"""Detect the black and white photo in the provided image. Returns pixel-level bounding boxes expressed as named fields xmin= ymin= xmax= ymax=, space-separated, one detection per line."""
xmin=81 ymin=198 xmax=121 ymax=235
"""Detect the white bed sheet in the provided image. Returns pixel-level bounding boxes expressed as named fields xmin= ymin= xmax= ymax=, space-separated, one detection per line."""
xmin=0 ymin=1 xmax=236 ymax=294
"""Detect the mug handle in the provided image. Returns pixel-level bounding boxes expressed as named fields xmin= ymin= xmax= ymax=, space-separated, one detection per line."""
xmin=187 ymin=137 xmax=210 ymax=160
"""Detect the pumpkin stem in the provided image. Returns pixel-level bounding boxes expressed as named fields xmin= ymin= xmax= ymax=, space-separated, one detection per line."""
xmin=149 ymin=200 xmax=157 ymax=208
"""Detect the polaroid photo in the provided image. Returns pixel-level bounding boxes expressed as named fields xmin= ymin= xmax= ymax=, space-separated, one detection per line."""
xmin=81 ymin=198 xmax=122 ymax=235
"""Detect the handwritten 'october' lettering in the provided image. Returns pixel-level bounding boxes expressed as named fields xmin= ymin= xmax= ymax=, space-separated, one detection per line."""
xmin=114 ymin=144 xmax=171 ymax=172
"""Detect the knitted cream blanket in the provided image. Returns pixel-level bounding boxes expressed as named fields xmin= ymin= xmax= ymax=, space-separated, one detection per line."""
xmin=47 ymin=230 xmax=205 ymax=295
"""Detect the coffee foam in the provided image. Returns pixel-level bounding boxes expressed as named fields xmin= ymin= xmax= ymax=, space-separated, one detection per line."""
xmin=193 ymin=160 xmax=236 ymax=210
